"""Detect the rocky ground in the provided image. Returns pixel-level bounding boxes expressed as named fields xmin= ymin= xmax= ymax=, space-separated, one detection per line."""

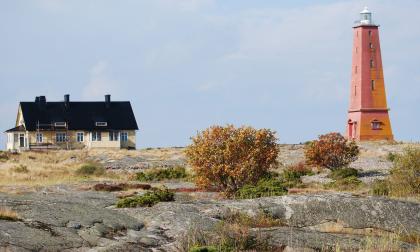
xmin=0 ymin=142 xmax=419 ymax=251
xmin=1 ymin=187 xmax=419 ymax=251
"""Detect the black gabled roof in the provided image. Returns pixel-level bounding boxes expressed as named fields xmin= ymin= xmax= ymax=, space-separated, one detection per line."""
xmin=20 ymin=101 xmax=139 ymax=131
xmin=5 ymin=125 xmax=26 ymax=133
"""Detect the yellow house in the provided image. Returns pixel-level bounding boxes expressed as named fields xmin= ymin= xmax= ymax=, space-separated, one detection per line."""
xmin=5 ymin=94 xmax=138 ymax=151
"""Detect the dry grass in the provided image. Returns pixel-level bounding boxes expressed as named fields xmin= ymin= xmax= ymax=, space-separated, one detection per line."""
xmin=0 ymin=207 xmax=20 ymax=221
xmin=0 ymin=150 xmax=126 ymax=188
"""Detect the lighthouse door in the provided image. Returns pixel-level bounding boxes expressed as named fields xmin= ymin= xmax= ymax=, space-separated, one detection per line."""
xmin=348 ymin=121 xmax=354 ymax=139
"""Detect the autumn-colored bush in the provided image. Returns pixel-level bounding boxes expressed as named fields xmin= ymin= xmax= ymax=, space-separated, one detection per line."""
xmin=185 ymin=125 xmax=279 ymax=195
xmin=304 ymin=132 xmax=359 ymax=170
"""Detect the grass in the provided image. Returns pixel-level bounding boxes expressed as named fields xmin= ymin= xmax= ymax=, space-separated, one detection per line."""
xmin=75 ymin=163 xmax=105 ymax=176
xmin=11 ymin=164 xmax=29 ymax=173
xmin=116 ymin=187 xmax=175 ymax=208
xmin=0 ymin=207 xmax=20 ymax=221
xmin=179 ymin=211 xmax=284 ymax=252
xmin=0 ymin=151 xmax=9 ymax=162
xmin=324 ymin=176 xmax=363 ymax=191
xmin=92 ymin=183 xmax=151 ymax=192
xmin=329 ymin=167 xmax=358 ymax=180
xmin=135 ymin=166 xmax=188 ymax=182
xmin=371 ymin=179 xmax=390 ymax=196
xmin=236 ymin=178 xmax=287 ymax=199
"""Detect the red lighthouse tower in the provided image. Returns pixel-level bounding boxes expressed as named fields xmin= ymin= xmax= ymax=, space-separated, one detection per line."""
xmin=347 ymin=7 xmax=393 ymax=141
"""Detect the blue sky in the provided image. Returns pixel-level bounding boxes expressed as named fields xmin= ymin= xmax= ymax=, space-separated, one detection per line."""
xmin=1 ymin=0 xmax=419 ymax=148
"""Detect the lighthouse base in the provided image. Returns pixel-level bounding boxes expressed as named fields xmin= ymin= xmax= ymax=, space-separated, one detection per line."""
xmin=347 ymin=110 xmax=393 ymax=141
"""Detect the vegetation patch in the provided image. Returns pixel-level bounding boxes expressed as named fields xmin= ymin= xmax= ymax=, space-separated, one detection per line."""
xmin=371 ymin=180 xmax=390 ymax=196
xmin=189 ymin=246 xmax=217 ymax=252
xmin=386 ymin=152 xmax=398 ymax=162
xmin=324 ymin=176 xmax=362 ymax=191
xmin=186 ymin=125 xmax=279 ymax=196
xmin=136 ymin=166 xmax=188 ymax=182
xmin=281 ymin=162 xmax=314 ymax=188
xmin=75 ymin=163 xmax=105 ymax=176
xmin=304 ymin=132 xmax=359 ymax=170
xmin=387 ymin=147 xmax=420 ymax=197
xmin=236 ymin=178 xmax=287 ymax=199
xmin=0 ymin=207 xmax=20 ymax=221
xmin=116 ymin=187 xmax=174 ymax=208
xmin=0 ymin=151 xmax=9 ymax=162
xmin=223 ymin=211 xmax=285 ymax=228
xmin=11 ymin=165 xmax=29 ymax=173
xmin=329 ymin=167 xmax=358 ymax=180
xmin=93 ymin=183 xmax=151 ymax=192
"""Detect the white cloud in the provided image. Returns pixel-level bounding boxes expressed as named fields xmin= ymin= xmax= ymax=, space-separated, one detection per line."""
xmin=83 ymin=61 xmax=119 ymax=100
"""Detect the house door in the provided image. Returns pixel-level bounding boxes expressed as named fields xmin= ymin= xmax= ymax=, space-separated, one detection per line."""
xmin=19 ymin=134 xmax=25 ymax=148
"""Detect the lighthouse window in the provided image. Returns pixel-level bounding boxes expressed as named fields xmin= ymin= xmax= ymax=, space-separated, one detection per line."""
xmin=369 ymin=43 xmax=373 ymax=49
xmin=368 ymin=30 xmax=372 ymax=37
xmin=372 ymin=121 xmax=381 ymax=130
xmin=371 ymin=80 xmax=375 ymax=90
xmin=370 ymin=59 xmax=374 ymax=68
xmin=355 ymin=66 xmax=357 ymax=73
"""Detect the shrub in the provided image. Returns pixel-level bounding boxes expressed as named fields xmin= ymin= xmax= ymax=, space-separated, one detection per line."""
xmin=329 ymin=167 xmax=358 ymax=180
xmin=236 ymin=178 xmax=287 ymax=199
xmin=93 ymin=183 xmax=151 ymax=192
xmin=386 ymin=152 xmax=397 ymax=162
xmin=11 ymin=165 xmax=29 ymax=173
xmin=136 ymin=166 xmax=187 ymax=182
xmin=324 ymin=176 xmax=362 ymax=191
xmin=304 ymin=132 xmax=359 ymax=170
xmin=189 ymin=246 xmax=217 ymax=252
xmin=116 ymin=187 xmax=174 ymax=208
xmin=371 ymin=180 xmax=390 ymax=196
xmin=185 ymin=125 xmax=278 ymax=195
xmin=280 ymin=162 xmax=313 ymax=188
xmin=388 ymin=147 xmax=420 ymax=197
xmin=76 ymin=163 xmax=105 ymax=176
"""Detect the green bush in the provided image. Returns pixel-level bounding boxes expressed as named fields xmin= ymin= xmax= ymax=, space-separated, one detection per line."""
xmin=116 ymin=187 xmax=175 ymax=208
xmin=329 ymin=167 xmax=358 ymax=180
xmin=11 ymin=165 xmax=29 ymax=173
xmin=189 ymin=246 xmax=217 ymax=252
xmin=325 ymin=176 xmax=362 ymax=191
xmin=136 ymin=166 xmax=188 ymax=182
xmin=75 ymin=163 xmax=105 ymax=176
xmin=386 ymin=152 xmax=397 ymax=162
xmin=371 ymin=180 xmax=390 ymax=196
xmin=236 ymin=178 xmax=287 ymax=199
xmin=388 ymin=147 xmax=420 ymax=197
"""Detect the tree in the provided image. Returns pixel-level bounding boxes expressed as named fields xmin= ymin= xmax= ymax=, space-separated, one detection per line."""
xmin=185 ymin=125 xmax=279 ymax=195
xmin=304 ymin=132 xmax=359 ymax=169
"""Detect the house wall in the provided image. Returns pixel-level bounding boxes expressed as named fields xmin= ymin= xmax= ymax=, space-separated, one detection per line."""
xmin=23 ymin=130 xmax=136 ymax=150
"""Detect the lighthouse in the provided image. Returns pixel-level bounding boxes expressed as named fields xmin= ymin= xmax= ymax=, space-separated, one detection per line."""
xmin=347 ymin=7 xmax=393 ymax=141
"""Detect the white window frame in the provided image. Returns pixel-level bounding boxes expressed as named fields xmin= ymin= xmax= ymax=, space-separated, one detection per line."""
xmin=95 ymin=122 xmax=108 ymax=127
xmin=36 ymin=133 xmax=43 ymax=143
xmin=56 ymin=132 xmax=67 ymax=142
xmin=109 ymin=131 xmax=119 ymax=141
xmin=121 ymin=132 xmax=128 ymax=142
xmin=54 ymin=122 xmax=67 ymax=127
xmin=92 ymin=132 xmax=101 ymax=141
xmin=76 ymin=132 xmax=84 ymax=142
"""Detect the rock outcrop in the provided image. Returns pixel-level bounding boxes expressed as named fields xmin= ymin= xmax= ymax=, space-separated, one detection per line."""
xmin=1 ymin=190 xmax=419 ymax=251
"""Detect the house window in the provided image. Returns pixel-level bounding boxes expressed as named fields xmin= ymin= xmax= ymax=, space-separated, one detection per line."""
xmin=14 ymin=134 xmax=18 ymax=143
xmin=109 ymin=131 xmax=119 ymax=141
xmin=36 ymin=133 xmax=43 ymax=143
xmin=77 ymin=132 xmax=84 ymax=142
xmin=372 ymin=121 xmax=381 ymax=130
xmin=371 ymin=80 xmax=375 ymax=90
xmin=92 ymin=132 xmax=101 ymax=141
xmin=121 ymin=132 xmax=128 ymax=142
xmin=54 ymin=122 xmax=66 ymax=127
xmin=370 ymin=59 xmax=374 ymax=68
xmin=56 ymin=132 xmax=67 ymax=142
xmin=95 ymin=122 xmax=107 ymax=127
